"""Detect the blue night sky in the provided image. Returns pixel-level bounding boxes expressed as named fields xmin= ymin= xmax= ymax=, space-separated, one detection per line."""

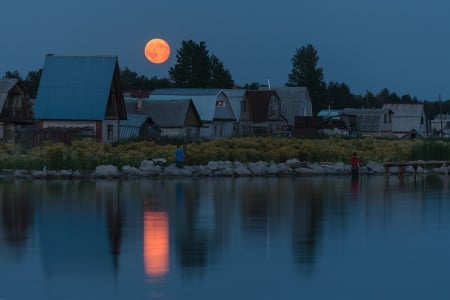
xmin=2 ymin=0 xmax=449 ymax=100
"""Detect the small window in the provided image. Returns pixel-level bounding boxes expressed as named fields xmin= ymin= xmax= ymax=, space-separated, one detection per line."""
xmin=107 ymin=125 xmax=113 ymax=140
xmin=216 ymin=98 xmax=225 ymax=107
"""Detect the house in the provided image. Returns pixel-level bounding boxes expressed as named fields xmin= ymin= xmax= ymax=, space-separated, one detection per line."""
xmin=245 ymin=90 xmax=286 ymax=135
xmin=119 ymin=114 xmax=160 ymax=140
xmin=430 ymin=114 xmax=450 ymax=136
xmin=125 ymin=98 xmax=202 ymax=139
xmin=149 ymin=89 xmax=236 ymax=139
xmin=0 ymin=78 xmax=35 ymax=144
xmin=33 ymin=55 xmax=127 ymax=144
xmin=339 ymin=108 xmax=394 ymax=137
xmin=223 ymin=89 xmax=253 ymax=136
xmin=382 ymin=103 xmax=428 ymax=138
xmin=274 ymin=87 xmax=313 ymax=127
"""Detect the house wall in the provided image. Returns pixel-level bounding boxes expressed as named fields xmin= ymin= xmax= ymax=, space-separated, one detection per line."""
xmin=102 ymin=119 xmax=120 ymax=143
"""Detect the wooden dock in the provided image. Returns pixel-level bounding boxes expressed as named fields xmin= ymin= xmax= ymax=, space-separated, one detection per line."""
xmin=383 ymin=160 xmax=449 ymax=179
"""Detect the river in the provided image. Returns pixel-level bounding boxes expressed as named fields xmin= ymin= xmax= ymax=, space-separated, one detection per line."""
xmin=0 ymin=175 xmax=449 ymax=300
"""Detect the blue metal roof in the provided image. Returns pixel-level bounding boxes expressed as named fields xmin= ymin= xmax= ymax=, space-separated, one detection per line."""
xmin=34 ymin=55 xmax=118 ymax=120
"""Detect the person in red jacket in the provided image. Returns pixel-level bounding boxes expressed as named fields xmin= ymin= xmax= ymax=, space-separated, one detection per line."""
xmin=350 ymin=152 xmax=361 ymax=178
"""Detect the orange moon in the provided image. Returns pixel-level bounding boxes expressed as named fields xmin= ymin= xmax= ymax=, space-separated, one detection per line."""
xmin=144 ymin=38 xmax=171 ymax=64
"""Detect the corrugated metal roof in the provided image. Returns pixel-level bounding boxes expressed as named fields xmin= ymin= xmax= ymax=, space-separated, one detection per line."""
xmin=151 ymin=88 xmax=221 ymax=96
xmin=0 ymin=78 xmax=18 ymax=93
xmin=382 ymin=103 xmax=424 ymax=116
xmin=120 ymin=114 xmax=152 ymax=139
xmin=0 ymin=78 xmax=19 ymax=112
xmin=34 ymin=55 xmax=119 ymax=120
xmin=223 ymin=89 xmax=246 ymax=120
xmin=275 ymin=87 xmax=312 ymax=125
xmin=149 ymin=89 xmax=224 ymax=121
xmin=125 ymin=99 xmax=194 ymax=127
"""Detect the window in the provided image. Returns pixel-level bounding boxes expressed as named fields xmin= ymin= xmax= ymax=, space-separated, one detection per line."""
xmin=107 ymin=125 xmax=113 ymax=140
xmin=216 ymin=97 xmax=225 ymax=107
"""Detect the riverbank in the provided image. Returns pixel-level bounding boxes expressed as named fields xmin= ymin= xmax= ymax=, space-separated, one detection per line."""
xmin=8 ymin=158 xmax=450 ymax=179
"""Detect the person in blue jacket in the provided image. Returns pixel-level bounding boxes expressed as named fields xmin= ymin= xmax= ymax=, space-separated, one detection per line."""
xmin=174 ymin=144 xmax=186 ymax=168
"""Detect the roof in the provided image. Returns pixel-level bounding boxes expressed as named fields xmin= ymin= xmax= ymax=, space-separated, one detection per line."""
xmin=245 ymin=90 xmax=281 ymax=123
xmin=120 ymin=114 xmax=155 ymax=139
xmin=149 ymin=88 xmax=232 ymax=122
xmin=0 ymin=78 xmax=20 ymax=112
xmin=274 ymin=87 xmax=312 ymax=124
xmin=382 ymin=103 xmax=424 ymax=117
xmin=34 ymin=55 xmax=123 ymax=120
xmin=126 ymin=98 xmax=201 ymax=127
xmin=317 ymin=109 xmax=341 ymax=118
xmin=223 ymin=89 xmax=247 ymax=120
xmin=340 ymin=108 xmax=392 ymax=115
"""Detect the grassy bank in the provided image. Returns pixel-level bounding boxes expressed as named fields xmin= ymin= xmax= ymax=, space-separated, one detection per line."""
xmin=0 ymin=136 xmax=449 ymax=171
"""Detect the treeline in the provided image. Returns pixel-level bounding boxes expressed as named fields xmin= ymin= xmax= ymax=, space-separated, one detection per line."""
xmin=2 ymin=41 xmax=449 ymax=119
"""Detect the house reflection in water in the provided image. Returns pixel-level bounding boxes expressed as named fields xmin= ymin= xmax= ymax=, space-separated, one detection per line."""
xmin=143 ymin=210 xmax=169 ymax=277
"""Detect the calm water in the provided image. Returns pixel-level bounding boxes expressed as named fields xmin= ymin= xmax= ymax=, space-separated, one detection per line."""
xmin=1 ymin=175 xmax=450 ymax=300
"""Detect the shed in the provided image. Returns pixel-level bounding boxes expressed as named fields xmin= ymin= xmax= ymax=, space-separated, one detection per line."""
xmin=0 ymin=78 xmax=35 ymax=144
xmin=120 ymin=114 xmax=160 ymax=140
xmin=125 ymin=98 xmax=202 ymax=139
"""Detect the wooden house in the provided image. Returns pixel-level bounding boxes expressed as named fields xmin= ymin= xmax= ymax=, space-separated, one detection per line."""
xmin=0 ymin=78 xmax=35 ymax=143
xmin=125 ymin=98 xmax=202 ymax=139
xmin=33 ymin=55 xmax=127 ymax=144
xmin=339 ymin=108 xmax=394 ymax=137
xmin=274 ymin=87 xmax=313 ymax=127
xmin=245 ymin=90 xmax=286 ymax=135
xmin=149 ymin=89 xmax=236 ymax=139
xmin=382 ymin=104 xmax=428 ymax=138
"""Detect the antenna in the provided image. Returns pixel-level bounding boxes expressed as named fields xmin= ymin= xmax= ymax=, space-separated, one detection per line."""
xmin=267 ymin=77 xmax=271 ymax=89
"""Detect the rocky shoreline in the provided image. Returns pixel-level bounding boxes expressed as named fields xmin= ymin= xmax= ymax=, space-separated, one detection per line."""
xmin=8 ymin=158 xmax=450 ymax=179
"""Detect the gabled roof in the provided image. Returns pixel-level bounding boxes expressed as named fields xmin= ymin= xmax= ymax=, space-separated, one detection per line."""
xmin=120 ymin=114 xmax=157 ymax=140
xmin=245 ymin=90 xmax=280 ymax=123
xmin=223 ymin=89 xmax=247 ymax=120
xmin=125 ymin=98 xmax=202 ymax=127
xmin=275 ymin=87 xmax=313 ymax=124
xmin=34 ymin=55 xmax=125 ymax=120
xmin=0 ymin=78 xmax=20 ymax=111
xmin=149 ymin=88 xmax=231 ymax=122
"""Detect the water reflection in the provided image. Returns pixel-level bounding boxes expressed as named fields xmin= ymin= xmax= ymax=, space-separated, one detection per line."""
xmin=0 ymin=176 xmax=449 ymax=299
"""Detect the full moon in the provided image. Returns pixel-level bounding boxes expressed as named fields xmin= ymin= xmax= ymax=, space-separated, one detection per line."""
xmin=144 ymin=38 xmax=171 ymax=64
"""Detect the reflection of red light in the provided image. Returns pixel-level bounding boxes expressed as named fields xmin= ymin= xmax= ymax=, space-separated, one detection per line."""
xmin=144 ymin=211 xmax=169 ymax=277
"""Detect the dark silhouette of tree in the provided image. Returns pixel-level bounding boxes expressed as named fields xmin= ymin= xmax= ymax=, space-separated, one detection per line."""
xmin=169 ymin=40 xmax=234 ymax=88
xmin=23 ymin=69 xmax=42 ymax=98
xmin=326 ymin=81 xmax=354 ymax=109
xmin=208 ymin=54 xmax=234 ymax=88
xmin=120 ymin=67 xmax=172 ymax=90
xmin=286 ymin=44 xmax=327 ymax=114
xmin=3 ymin=70 xmax=22 ymax=80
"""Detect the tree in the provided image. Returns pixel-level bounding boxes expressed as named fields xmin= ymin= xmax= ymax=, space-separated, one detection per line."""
xmin=286 ymin=44 xmax=327 ymax=114
xmin=3 ymin=70 xmax=22 ymax=80
xmin=326 ymin=81 xmax=353 ymax=109
xmin=169 ymin=40 xmax=210 ymax=88
xmin=169 ymin=40 xmax=234 ymax=88
xmin=23 ymin=69 xmax=42 ymax=98
xmin=208 ymin=54 xmax=234 ymax=88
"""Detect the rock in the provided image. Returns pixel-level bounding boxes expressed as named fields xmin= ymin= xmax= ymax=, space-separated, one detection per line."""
xmin=92 ymin=165 xmax=121 ymax=178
